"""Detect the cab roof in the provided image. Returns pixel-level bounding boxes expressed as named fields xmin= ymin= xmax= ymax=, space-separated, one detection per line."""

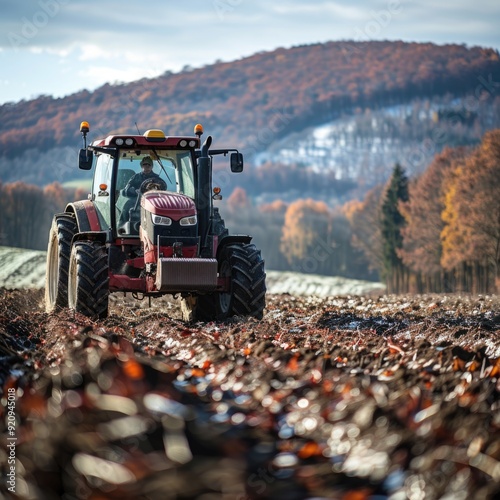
xmin=91 ymin=129 xmax=201 ymax=149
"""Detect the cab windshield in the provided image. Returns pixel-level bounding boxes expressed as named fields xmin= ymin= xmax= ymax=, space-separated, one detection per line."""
xmin=115 ymin=149 xmax=195 ymax=235
xmin=116 ymin=149 xmax=195 ymax=198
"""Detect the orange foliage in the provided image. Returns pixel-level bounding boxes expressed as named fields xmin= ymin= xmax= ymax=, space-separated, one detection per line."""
xmin=343 ymin=185 xmax=384 ymax=271
xmin=400 ymin=147 xmax=468 ymax=274
xmin=441 ymin=130 xmax=500 ymax=273
xmin=44 ymin=182 xmax=67 ymax=212
xmin=259 ymin=199 xmax=288 ymax=214
xmin=227 ymin=187 xmax=250 ymax=212
xmin=1 ymin=41 xmax=499 ymax=160
xmin=281 ymin=198 xmax=330 ymax=266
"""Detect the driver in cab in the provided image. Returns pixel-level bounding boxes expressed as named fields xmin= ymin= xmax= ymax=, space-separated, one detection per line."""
xmin=122 ymin=156 xmax=161 ymax=197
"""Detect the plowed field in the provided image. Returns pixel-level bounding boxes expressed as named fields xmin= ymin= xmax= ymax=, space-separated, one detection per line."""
xmin=1 ymin=288 xmax=500 ymax=499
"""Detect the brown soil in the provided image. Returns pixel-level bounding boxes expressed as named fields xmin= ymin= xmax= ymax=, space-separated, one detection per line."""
xmin=1 ymin=288 xmax=500 ymax=499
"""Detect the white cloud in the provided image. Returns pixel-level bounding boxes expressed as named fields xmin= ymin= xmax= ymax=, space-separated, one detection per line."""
xmin=28 ymin=45 xmax=72 ymax=57
xmin=79 ymin=44 xmax=113 ymax=61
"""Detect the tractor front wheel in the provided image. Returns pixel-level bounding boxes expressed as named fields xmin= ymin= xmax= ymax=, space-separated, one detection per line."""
xmin=68 ymin=241 xmax=109 ymax=319
xmin=45 ymin=213 xmax=77 ymax=313
xmin=183 ymin=243 xmax=266 ymax=322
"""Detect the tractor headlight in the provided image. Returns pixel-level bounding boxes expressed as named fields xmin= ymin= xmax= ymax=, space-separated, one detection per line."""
xmin=179 ymin=215 xmax=197 ymax=226
xmin=151 ymin=214 xmax=172 ymax=226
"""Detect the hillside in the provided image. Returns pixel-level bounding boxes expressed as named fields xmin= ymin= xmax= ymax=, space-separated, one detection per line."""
xmin=1 ymin=40 xmax=500 ymax=193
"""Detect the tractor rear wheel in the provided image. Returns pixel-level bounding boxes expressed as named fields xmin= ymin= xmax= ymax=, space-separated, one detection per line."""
xmin=183 ymin=243 xmax=266 ymax=322
xmin=45 ymin=213 xmax=77 ymax=313
xmin=68 ymin=241 xmax=109 ymax=319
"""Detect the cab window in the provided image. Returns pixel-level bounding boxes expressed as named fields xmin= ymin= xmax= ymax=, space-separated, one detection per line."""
xmin=92 ymin=153 xmax=114 ymax=228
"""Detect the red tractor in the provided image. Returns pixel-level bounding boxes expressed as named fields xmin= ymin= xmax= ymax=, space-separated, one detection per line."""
xmin=45 ymin=122 xmax=266 ymax=321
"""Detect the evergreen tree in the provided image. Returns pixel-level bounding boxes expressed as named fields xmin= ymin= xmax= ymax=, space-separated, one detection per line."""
xmin=380 ymin=163 xmax=409 ymax=292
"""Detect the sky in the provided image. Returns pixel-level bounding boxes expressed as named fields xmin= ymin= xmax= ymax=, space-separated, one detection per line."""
xmin=1 ymin=0 xmax=499 ymax=105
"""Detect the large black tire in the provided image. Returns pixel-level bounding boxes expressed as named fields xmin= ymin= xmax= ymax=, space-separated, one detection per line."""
xmin=45 ymin=213 xmax=77 ymax=313
xmin=68 ymin=241 xmax=109 ymax=319
xmin=183 ymin=243 xmax=266 ymax=322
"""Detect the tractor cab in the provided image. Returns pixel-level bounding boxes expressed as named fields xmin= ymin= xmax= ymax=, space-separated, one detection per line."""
xmin=80 ymin=127 xmax=199 ymax=238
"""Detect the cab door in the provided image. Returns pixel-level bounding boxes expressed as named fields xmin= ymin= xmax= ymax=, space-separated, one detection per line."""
xmin=91 ymin=153 xmax=114 ymax=229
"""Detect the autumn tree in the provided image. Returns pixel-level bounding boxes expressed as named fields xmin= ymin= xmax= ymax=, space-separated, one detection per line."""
xmin=380 ymin=164 xmax=409 ymax=293
xmin=329 ymin=207 xmax=377 ymax=280
xmin=280 ymin=199 xmax=331 ymax=274
xmin=441 ymin=130 xmax=500 ymax=292
xmin=227 ymin=187 xmax=250 ymax=213
xmin=220 ymin=190 xmax=288 ymax=271
xmin=399 ymin=147 xmax=468 ymax=292
xmin=0 ymin=182 xmax=48 ymax=249
xmin=467 ymin=130 xmax=500 ymax=291
xmin=440 ymin=163 xmax=471 ymax=290
xmin=344 ymin=184 xmax=384 ymax=275
xmin=256 ymin=200 xmax=289 ymax=271
xmin=44 ymin=182 xmax=68 ymax=216
xmin=0 ymin=181 xmax=80 ymax=250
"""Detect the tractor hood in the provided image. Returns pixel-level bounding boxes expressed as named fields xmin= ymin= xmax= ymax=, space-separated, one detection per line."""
xmin=141 ymin=192 xmax=196 ymax=221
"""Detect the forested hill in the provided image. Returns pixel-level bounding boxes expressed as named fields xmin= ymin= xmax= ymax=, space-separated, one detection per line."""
xmin=1 ymin=40 xmax=500 ymax=162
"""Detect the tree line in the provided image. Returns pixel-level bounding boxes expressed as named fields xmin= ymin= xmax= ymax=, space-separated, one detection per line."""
xmin=0 ymin=182 xmax=84 ymax=250
xmin=346 ymin=129 xmax=500 ymax=293
xmin=221 ymin=190 xmax=379 ymax=282
xmin=0 ymin=178 xmax=377 ymax=282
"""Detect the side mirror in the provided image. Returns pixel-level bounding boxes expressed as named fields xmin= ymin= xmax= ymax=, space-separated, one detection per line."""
xmin=78 ymin=149 xmax=93 ymax=170
xmin=230 ymin=152 xmax=244 ymax=173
